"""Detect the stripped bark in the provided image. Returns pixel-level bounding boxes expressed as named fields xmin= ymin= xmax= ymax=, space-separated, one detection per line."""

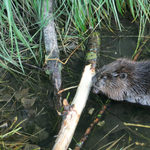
xmin=52 ymin=65 xmax=95 ymax=150
xmin=43 ymin=0 xmax=62 ymax=113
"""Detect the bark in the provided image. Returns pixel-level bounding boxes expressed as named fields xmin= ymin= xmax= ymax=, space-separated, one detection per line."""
xmin=43 ymin=0 xmax=62 ymax=113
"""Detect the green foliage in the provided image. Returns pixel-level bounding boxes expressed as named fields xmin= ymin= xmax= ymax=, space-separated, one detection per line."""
xmin=0 ymin=0 xmax=150 ymax=75
xmin=0 ymin=0 xmax=46 ymax=74
xmin=57 ymin=0 xmax=115 ymax=33
xmin=56 ymin=0 xmax=150 ymax=49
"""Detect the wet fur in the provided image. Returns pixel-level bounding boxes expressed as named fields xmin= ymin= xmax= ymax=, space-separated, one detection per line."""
xmin=92 ymin=58 xmax=150 ymax=105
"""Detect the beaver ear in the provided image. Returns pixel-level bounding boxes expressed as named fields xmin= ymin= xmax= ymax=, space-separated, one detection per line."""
xmin=119 ymin=73 xmax=127 ymax=79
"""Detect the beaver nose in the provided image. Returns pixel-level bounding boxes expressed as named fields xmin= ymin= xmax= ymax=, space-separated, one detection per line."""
xmin=92 ymin=76 xmax=97 ymax=83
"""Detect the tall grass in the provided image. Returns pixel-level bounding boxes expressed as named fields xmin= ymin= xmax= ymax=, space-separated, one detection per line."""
xmin=56 ymin=0 xmax=150 ymax=58
xmin=0 ymin=0 xmax=44 ymax=74
xmin=60 ymin=0 xmax=150 ymax=33
xmin=0 ymin=0 xmax=150 ymax=75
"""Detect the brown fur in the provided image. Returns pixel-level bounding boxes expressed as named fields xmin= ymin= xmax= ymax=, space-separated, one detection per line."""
xmin=92 ymin=58 xmax=150 ymax=106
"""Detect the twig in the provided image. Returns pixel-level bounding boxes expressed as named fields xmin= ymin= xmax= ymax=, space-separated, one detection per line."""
xmin=124 ymin=122 xmax=150 ymax=128
xmin=74 ymin=105 xmax=107 ymax=150
xmin=133 ymin=37 xmax=149 ymax=61
xmin=58 ymin=85 xmax=78 ymax=94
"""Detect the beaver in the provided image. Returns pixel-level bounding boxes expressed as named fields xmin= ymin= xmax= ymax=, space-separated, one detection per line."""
xmin=92 ymin=58 xmax=150 ymax=106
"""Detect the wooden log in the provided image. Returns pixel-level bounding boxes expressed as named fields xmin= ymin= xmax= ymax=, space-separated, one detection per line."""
xmin=43 ymin=0 xmax=62 ymax=113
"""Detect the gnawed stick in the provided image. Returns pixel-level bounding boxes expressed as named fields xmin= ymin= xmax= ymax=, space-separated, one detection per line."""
xmin=52 ymin=64 xmax=95 ymax=150
xmin=72 ymin=30 xmax=101 ymax=149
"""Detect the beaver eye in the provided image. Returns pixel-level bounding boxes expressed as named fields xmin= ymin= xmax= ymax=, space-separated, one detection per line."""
xmin=119 ymin=73 xmax=127 ymax=79
xmin=103 ymin=75 xmax=107 ymax=81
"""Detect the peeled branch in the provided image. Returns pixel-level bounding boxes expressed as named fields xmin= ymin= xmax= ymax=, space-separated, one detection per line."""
xmin=52 ymin=64 xmax=95 ymax=150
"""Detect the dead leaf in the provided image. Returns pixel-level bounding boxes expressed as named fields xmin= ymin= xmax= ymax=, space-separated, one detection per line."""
xmin=23 ymin=144 xmax=40 ymax=150
xmin=30 ymin=124 xmax=49 ymax=144
xmin=88 ymin=108 xmax=95 ymax=115
xmin=0 ymin=94 xmax=12 ymax=102
xmin=15 ymin=88 xmax=29 ymax=101
xmin=21 ymin=97 xmax=36 ymax=108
